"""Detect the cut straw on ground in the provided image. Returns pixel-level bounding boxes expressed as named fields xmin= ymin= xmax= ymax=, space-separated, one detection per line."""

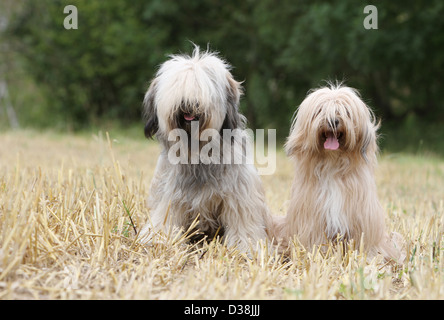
xmin=0 ymin=130 xmax=442 ymax=299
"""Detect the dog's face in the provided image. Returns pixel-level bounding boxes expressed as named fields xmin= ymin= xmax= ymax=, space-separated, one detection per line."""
xmin=285 ymin=85 xmax=379 ymax=162
xmin=171 ymin=101 xmax=207 ymax=135
xmin=143 ymin=47 xmax=244 ymax=142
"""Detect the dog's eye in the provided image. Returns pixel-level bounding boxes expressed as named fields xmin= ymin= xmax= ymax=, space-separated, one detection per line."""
xmin=312 ymin=108 xmax=322 ymax=121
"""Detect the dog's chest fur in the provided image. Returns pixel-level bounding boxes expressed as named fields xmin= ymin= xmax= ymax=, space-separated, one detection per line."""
xmin=170 ymin=162 xmax=231 ymax=235
xmin=314 ymin=159 xmax=350 ymax=239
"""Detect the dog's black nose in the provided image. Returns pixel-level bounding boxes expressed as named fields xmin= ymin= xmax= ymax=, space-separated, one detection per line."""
xmin=328 ymin=119 xmax=340 ymax=128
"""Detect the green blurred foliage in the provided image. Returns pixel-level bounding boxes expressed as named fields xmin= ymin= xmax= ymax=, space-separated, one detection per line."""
xmin=2 ymin=0 xmax=444 ymax=144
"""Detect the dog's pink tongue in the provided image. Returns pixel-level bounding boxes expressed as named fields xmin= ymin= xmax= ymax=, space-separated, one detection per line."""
xmin=184 ymin=113 xmax=195 ymax=121
xmin=324 ymin=133 xmax=339 ymax=150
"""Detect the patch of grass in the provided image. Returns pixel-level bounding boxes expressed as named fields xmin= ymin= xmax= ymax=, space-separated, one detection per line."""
xmin=379 ymin=120 xmax=444 ymax=157
xmin=0 ymin=130 xmax=442 ymax=299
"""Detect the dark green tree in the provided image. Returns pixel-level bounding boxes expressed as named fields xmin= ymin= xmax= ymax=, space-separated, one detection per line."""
xmin=5 ymin=0 xmax=444 ymax=142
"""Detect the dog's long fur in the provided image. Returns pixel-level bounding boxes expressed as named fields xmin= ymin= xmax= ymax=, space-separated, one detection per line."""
xmin=274 ymin=83 xmax=402 ymax=261
xmin=138 ymin=46 xmax=271 ymax=252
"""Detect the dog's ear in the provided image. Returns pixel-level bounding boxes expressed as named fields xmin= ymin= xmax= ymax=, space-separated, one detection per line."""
xmin=143 ymin=80 xmax=159 ymax=139
xmin=284 ymin=112 xmax=304 ymax=157
xmin=360 ymin=120 xmax=379 ymax=163
xmin=284 ymin=129 xmax=302 ymax=157
xmin=222 ymin=75 xmax=244 ymax=130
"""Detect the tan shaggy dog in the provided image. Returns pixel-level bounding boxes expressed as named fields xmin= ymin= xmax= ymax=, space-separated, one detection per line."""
xmin=274 ymin=83 xmax=403 ymax=261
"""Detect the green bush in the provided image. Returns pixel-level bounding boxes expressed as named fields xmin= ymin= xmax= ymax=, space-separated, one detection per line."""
xmin=3 ymin=0 xmax=444 ymax=148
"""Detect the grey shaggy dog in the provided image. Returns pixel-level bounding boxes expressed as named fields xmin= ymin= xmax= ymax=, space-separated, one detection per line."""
xmin=138 ymin=46 xmax=272 ymax=252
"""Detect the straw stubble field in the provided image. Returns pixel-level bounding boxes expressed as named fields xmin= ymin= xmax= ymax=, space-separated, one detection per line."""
xmin=0 ymin=130 xmax=442 ymax=299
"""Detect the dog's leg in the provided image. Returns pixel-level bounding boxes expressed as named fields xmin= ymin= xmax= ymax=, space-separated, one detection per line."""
xmin=138 ymin=154 xmax=174 ymax=244
xmin=219 ymin=201 xmax=269 ymax=255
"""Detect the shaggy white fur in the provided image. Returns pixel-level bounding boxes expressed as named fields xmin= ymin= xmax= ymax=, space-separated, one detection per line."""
xmin=138 ymin=46 xmax=272 ymax=253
